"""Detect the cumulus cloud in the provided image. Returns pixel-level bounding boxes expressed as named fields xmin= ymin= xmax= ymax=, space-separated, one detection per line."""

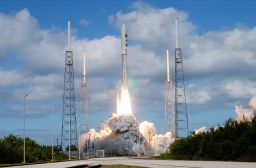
xmin=187 ymin=84 xmax=211 ymax=104
xmin=109 ymin=1 xmax=195 ymax=51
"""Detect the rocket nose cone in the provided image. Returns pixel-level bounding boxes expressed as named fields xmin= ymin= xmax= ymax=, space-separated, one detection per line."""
xmin=121 ymin=24 xmax=127 ymax=49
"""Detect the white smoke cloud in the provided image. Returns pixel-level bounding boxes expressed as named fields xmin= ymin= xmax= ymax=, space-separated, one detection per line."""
xmin=249 ymin=96 xmax=256 ymax=109
xmin=79 ymin=113 xmax=145 ymax=156
xmin=151 ymin=132 xmax=175 ymax=154
xmin=139 ymin=121 xmax=156 ymax=143
xmin=235 ymin=96 xmax=256 ymax=122
xmin=79 ymin=129 xmax=101 ymax=152
xmin=194 ymin=127 xmax=207 ymax=135
xmin=194 ymin=97 xmax=256 ymax=134
xmin=138 ymin=121 xmax=176 ymax=154
xmin=79 ymin=116 xmax=177 ymax=156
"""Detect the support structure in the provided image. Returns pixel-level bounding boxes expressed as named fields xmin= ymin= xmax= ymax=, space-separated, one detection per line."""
xmin=61 ymin=20 xmax=78 ymax=157
xmin=174 ymin=18 xmax=189 ymax=137
xmin=165 ymin=49 xmax=174 ymax=134
xmin=80 ymin=51 xmax=89 ymax=134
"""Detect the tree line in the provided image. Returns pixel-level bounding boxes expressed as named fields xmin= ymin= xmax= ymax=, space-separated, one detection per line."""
xmin=161 ymin=116 xmax=256 ymax=161
xmin=0 ymin=134 xmax=67 ymax=164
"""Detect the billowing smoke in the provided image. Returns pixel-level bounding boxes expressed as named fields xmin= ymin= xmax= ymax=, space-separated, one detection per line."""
xmin=151 ymin=132 xmax=175 ymax=154
xmin=139 ymin=121 xmax=176 ymax=154
xmin=194 ymin=127 xmax=207 ymax=135
xmin=139 ymin=121 xmax=156 ymax=143
xmin=79 ymin=113 xmax=145 ymax=156
xmin=79 ymin=115 xmax=178 ymax=156
xmin=193 ymin=97 xmax=256 ymax=136
xmin=79 ymin=129 xmax=102 ymax=152
xmin=235 ymin=96 xmax=256 ymax=122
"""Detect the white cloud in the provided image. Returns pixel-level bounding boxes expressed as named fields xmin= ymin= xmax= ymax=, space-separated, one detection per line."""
xmin=0 ymin=69 xmax=24 ymax=87
xmin=187 ymin=84 xmax=211 ymax=104
xmin=185 ymin=28 xmax=256 ymax=78
xmin=223 ymin=80 xmax=256 ymax=99
xmin=109 ymin=1 xmax=195 ymax=52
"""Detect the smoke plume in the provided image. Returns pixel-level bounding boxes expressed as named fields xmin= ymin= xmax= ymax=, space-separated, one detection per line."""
xmin=79 ymin=113 xmax=145 ymax=156
xmin=79 ymin=115 xmax=178 ymax=156
xmin=235 ymin=96 xmax=256 ymax=122
xmin=193 ymin=97 xmax=256 ymax=136
xmin=151 ymin=132 xmax=176 ymax=153
xmin=194 ymin=127 xmax=207 ymax=135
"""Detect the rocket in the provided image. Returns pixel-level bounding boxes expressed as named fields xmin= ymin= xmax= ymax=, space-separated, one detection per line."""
xmin=121 ymin=24 xmax=128 ymax=90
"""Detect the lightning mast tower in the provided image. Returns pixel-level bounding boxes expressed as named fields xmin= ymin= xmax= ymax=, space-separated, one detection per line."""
xmin=61 ymin=20 xmax=78 ymax=158
xmin=174 ymin=18 xmax=189 ymax=137
xmin=81 ymin=51 xmax=89 ymax=134
xmin=165 ymin=49 xmax=174 ymax=133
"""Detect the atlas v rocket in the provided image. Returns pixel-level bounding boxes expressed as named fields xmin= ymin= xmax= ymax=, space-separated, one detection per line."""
xmin=121 ymin=24 xmax=128 ymax=90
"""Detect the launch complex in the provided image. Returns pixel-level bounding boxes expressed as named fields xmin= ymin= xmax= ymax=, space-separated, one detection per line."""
xmin=61 ymin=18 xmax=189 ymax=158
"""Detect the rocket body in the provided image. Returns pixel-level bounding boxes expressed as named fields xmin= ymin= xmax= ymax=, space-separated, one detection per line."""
xmin=121 ymin=24 xmax=128 ymax=90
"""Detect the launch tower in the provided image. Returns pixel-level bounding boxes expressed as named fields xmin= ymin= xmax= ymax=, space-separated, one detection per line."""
xmin=174 ymin=18 xmax=189 ymax=137
xmin=61 ymin=20 xmax=78 ymax=157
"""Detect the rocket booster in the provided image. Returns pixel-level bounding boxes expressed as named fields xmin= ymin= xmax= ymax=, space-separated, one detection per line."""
xmin=121 ymin=24 xmax=128 ymax=90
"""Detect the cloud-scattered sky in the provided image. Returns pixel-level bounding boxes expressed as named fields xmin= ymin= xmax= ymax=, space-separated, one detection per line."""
xmin=0 ymin=0 xmax=256 ymax=144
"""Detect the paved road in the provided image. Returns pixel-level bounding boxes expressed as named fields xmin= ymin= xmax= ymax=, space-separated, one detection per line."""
xmin=9 ymin=157 xmax=256 ymax=168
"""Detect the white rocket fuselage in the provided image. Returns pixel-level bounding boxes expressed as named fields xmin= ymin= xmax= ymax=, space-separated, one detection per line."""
xmin=121 ymin=24 xmax=128 ymax=90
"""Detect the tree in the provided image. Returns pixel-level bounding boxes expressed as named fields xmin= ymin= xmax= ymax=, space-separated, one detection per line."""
xmin=161 ymin=116 xmax=256 ymax=161
xmin=0 ymin=135 xmax=67 ymax=164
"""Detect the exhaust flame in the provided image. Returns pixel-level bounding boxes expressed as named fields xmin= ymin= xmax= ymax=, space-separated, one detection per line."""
xmin=117 ymin=87 xmax=132 ymax=115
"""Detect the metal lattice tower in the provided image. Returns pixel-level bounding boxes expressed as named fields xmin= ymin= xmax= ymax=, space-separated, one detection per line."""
xmin=174 ymin=18 xmax=189 ymax=137
xmin=80 ymin=51 xmax=89 ymax=134
xmin=61 ymin=20 xmax=78 ymax=153
xmin=165 ymin=49 xmax=175 ymax=133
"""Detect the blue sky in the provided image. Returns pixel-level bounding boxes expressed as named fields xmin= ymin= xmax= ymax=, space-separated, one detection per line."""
xmin=1 ymin=0 xmax=256 ymax=145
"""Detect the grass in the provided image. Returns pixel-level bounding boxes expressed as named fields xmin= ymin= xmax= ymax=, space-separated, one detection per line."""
xmin=0 ymin=163 xmax=22 ymax=167
xmin=102 ymin=165 xmax=147 ymax=168
xmin=0 ymin=162 xmax=51 ymax=167
xmin=0 ymin=159 xmax=89 ymax=167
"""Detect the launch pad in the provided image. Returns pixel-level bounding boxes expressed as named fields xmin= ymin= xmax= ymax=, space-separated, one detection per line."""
xmin=61 ymin=18 xmax=188 ymax=158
